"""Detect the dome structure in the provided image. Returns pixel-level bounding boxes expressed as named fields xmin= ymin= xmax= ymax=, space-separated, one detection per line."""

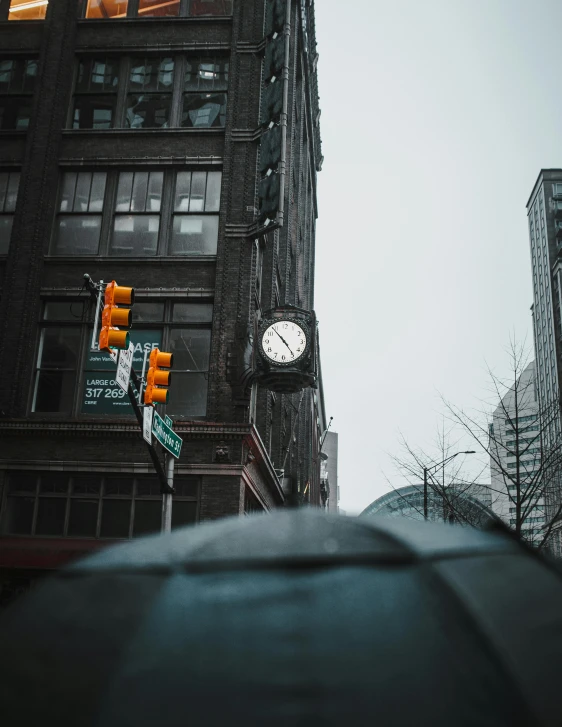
xmin=361 ymin=484 xmax=495 ymax=527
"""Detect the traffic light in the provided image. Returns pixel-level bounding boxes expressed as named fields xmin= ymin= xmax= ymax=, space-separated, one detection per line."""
xmin=144 ymin=348 xmax=173 ymax=406
xmin=99 ymin=281 xmax=134 ymax=352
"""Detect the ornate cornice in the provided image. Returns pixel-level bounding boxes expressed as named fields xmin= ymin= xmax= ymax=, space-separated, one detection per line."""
xmin=0 ymin=421 xmax=284 ymax=503
xmin=0 ymin=420 xmax=257 ymax=438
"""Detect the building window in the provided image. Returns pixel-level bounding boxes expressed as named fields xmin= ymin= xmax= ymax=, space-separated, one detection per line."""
xmin=126 ymin=57 xmax=174 ymax=129
xmin=510 ymin=516 xmax=544 ymax=526
xmin=72 ymin=57 xmax=119 ymax=129
xmin=8 ymin=0 xmax=48 ymax=20
xmin=32 ymin=301 xmax=84 ymax=413
xmin=69 ymin=55 xmax=227 ymax=129
xmin=244 ymin=487 xmax=265 ymax=515
xmin=52 ymin=168 xmax=221 ymax=256
xmin=0 ymin=471 xmax=199 ymax=537
xmin=136 ymin=0 xmax=180 ymax=17
xmin=84 ymin=0 xmax=231 ymax=19
xmin=111 ymin=170 xmax=163 ymax=255
xmin=53 ymin=171 xmax=107 ymax=255
xmin=32 ymin=298 xmax=212 ymax=417
xmin=0 ymin=171 xmax=20 ymax=254
xmin=504 ymin=415 xmax=537 ymax=425
xmin=82 ymin=325 xmax=163 ymax=415
xmin=185 ymin=0 xmax=232 ymax=14
xmin=171 ymin=171 xmax=221 ymax=254
xmin=182 ymin=57 xmax=228 ymax=128
xmin=84 ymin=0 xmax=129 ymax=18
xmin=167 ymin=303 xmax=213 ymax=416
xmin=0 ymin=58 xmax=37 ymax=129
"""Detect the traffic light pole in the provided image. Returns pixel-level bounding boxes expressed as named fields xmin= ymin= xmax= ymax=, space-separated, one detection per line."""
xmin=84 ymin=274 xmax=173 ymax=498
xmin=162 ymin=453 xmax=174 ymax=534
xmin=128 ymin=367 xmax=172 ymax=497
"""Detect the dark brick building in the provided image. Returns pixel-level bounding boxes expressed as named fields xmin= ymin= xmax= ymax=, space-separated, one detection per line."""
xmin=0 ymin=0 xmax=326 ymax=603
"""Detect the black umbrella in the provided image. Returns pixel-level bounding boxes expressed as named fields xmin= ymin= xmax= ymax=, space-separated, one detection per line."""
xmin=1 ymin=510 xmax=562 ymax=727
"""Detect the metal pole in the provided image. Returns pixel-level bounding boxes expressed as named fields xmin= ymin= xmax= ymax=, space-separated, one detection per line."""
xmin=424 ymin=467 xmax=428 ymax=521
xmin=319 ymin=416 xmax=333 ymax=453
xmin=89 ymin=277 xmax=103 ymax=351
xmin=162 ymin=453 xmax=174 ymax=534
xmin=139 ymin=347 xmax=149 ymax=404
xmin=127 ymin=378 xmax=170 ymax=494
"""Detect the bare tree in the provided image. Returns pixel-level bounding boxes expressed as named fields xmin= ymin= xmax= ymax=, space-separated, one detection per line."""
xmin=442 ymin=342 xmax=562 ymax=551
xmin=386 ymin=423 xmax=493 ymax=528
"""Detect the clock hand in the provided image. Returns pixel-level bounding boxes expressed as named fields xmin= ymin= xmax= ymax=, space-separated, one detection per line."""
xmin=273 ymin=328 xmax=294 ymax=355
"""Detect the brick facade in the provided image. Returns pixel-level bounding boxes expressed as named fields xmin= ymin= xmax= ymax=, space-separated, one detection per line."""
xmin=0 ymin=0 xmax=326 ymax=597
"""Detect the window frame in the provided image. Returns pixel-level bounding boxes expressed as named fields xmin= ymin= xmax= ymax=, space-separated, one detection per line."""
xmin=53 ymin=170 xmax=109 ymax=256
xmin=0 ymin=56 xmax=38 ymax=130
xmin=51 ymin=167 xmax=222 ymax=258
xmin=81 ymin=0 xmax=233 ymax=20
xmin=30 ymin=300 xmax=88 ymax=416
xmin=68 ymin=54 xmax=229 ymax=131
xmin=0 ymin=168 xmax=20 ymax=254
xmin=125 ymin=55 xmax=177 ymax=129
xmin=4 ymin=0 xmax=49 ymax=21
xmin=0 ymin=470 xmax=200 ymax=538
xmin=166 ymin=301 xmax=213 ymax=417
xmin=71 ymin=56 xmax=121 ymax=130
xmin=110 ymin=169 xmax=165 ymax=256
xmin=30 ymin=297 xmax=213 ymax=419
xmin=170 ymin=169 xmax=222 ymax=255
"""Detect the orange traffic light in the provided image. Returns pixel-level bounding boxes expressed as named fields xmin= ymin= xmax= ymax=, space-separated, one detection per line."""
xmin=144 ymin=348 xmax=173 ymax=405
xmin=98 ymin=281 xmax=134 ymax=352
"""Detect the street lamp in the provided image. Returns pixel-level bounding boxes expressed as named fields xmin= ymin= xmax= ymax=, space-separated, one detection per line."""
xmin=423 ymin=451 xmax=476 ymax=521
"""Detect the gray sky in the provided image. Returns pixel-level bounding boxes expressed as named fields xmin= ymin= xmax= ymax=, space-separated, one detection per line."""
xmin=313 ymin=0 xmax=562 ymax=514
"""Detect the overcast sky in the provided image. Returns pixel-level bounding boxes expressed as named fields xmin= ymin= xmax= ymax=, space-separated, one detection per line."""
xmin=313 ymin=0 xmax=562 ymax=514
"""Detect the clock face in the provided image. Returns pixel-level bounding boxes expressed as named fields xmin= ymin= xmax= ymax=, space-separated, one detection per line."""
xmin=261 ymin=320 xmax=307 ymax=365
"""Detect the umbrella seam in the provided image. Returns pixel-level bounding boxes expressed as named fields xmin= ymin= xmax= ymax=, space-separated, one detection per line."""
xmin=348 ymin=516 xmax=514 ymax=554
xmin=58 ymin=547 xmax=521 ymax=577
xmin=424 ymin=559 xmax=542 ymax=725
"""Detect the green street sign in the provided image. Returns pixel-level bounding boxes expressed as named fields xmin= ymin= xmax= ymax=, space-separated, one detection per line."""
xmin=152 ymin=410 xmax=182 ymax=459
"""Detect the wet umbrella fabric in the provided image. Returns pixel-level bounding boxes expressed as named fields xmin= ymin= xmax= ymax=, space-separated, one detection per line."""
xmin=1 ymin=510 xmax=562 ymax=727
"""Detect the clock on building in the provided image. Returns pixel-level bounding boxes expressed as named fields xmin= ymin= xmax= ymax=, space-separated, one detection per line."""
xmin=255 ymin=309 xmax=317 ymax=393
xmin=260 ymin=319 xmax=308 ymax=365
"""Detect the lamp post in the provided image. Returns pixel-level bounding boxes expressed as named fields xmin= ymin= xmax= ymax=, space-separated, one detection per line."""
xmin=423 ymin=451 xmax=475 ymax=521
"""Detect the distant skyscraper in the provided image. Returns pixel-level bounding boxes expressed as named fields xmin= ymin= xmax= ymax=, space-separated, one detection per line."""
xmin=527 ymin=171 xmax=562 ymax=551
xmin=527 ymin=171 xmax=562 ymax=418
xmin=489 ymin=361 xmax=545 ymax=545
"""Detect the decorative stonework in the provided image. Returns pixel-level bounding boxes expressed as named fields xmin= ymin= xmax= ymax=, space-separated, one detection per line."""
xmin=214 ymin=443 xmax=231 ymax=463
